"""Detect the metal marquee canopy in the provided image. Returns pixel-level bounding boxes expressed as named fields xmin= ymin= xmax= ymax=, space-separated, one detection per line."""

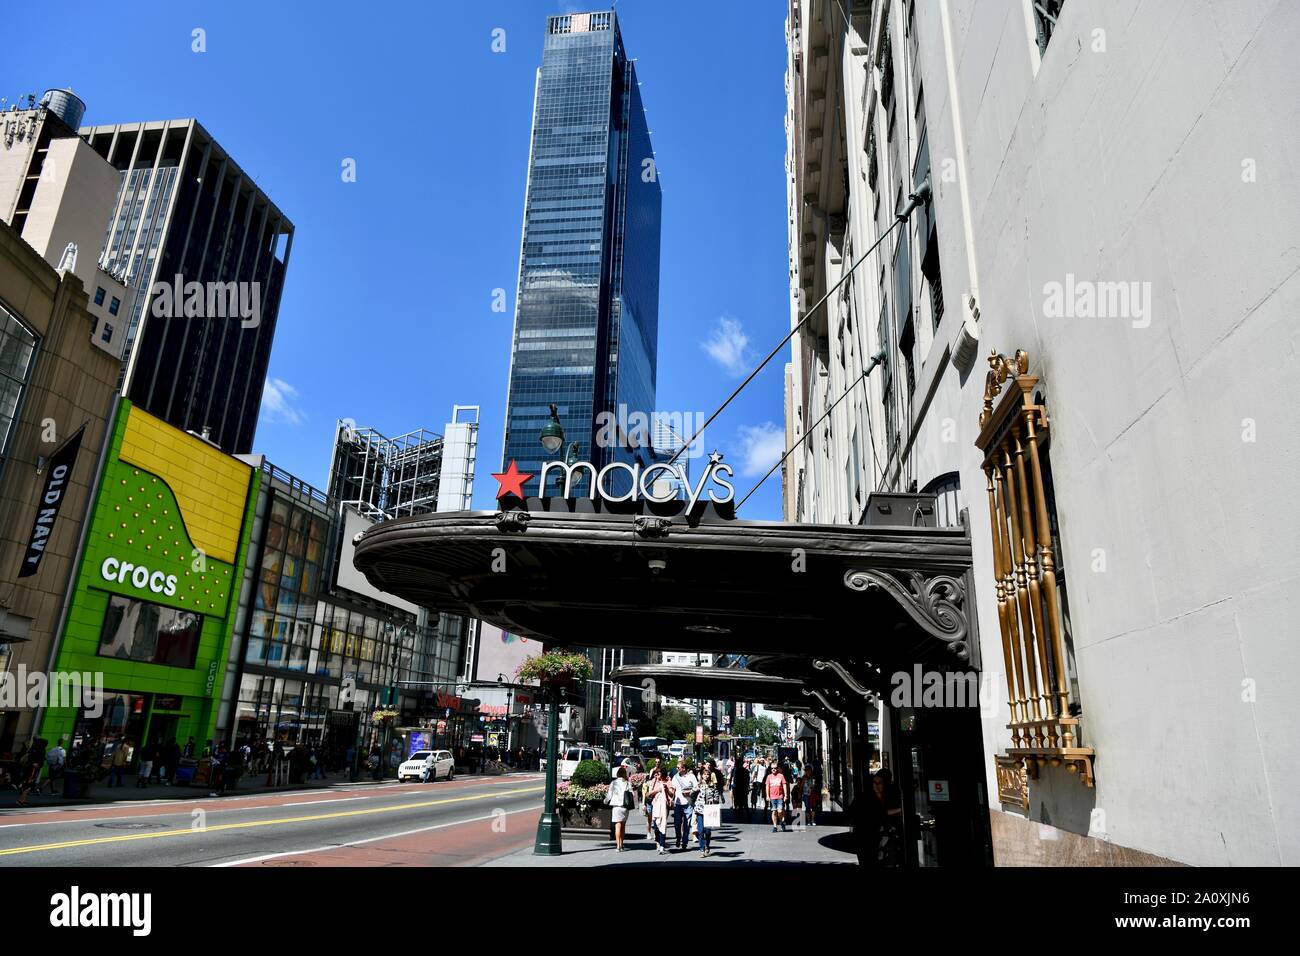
xmin=352 ymin=496 xmax=977 ymax=671
xmin=607 ymin=664 xmax=812 ymax=705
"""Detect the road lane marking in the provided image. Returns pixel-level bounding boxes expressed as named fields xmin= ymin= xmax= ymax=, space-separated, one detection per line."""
xmin=0 ymin=777 xmax=536 ymax=827
xmin=212 ymin=804 xmax=543 ymax=866
xmin=0 ymin=786 xmax=543 ymax=858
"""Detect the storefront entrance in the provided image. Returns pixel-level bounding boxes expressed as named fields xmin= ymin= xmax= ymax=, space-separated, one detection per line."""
xmin=888 ymin=702 xmax=993 ymax=866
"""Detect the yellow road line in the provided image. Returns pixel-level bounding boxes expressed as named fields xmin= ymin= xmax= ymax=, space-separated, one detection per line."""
xmin=0 ymin=786 xmax=544 ymax=858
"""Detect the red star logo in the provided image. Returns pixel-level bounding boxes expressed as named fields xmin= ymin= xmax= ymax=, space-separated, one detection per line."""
xmin=492 ymin=460 xmax=534 ymax=499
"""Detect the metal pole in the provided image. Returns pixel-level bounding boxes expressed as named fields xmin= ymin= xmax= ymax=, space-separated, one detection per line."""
xmin=534 ymin=687 xmax=563 ymax=855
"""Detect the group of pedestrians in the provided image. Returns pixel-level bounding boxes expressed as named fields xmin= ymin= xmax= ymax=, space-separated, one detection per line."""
xmin=727 ymin=755 xmax=822 ymax=829
xmin=640 ymin=756 xmax=726 ymax=857
xmin=7 ymin=733 xmax=343 ymax=803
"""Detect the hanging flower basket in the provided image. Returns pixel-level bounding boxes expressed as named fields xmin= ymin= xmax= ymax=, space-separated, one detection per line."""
xmin=516 ymin=649 xmax=594 ymax=690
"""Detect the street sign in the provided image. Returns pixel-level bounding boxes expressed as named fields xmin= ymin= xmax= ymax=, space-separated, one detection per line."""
xmin=602 ymin=724 xmax=611 ymax=733
xmin=695 ymin=725 xmax=704 ymax=743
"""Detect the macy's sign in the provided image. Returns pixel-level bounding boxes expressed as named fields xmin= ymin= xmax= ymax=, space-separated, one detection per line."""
xmin=493 ymin=453 xmax=735 ymax=509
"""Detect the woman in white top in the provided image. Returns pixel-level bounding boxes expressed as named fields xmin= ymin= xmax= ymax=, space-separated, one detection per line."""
xmin=606 ymin=765 xmax=632 ymax=851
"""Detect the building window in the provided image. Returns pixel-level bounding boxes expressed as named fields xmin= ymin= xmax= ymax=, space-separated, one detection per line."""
xmin=928 ymin=253 xmax=945 ymax=330
xmin=921 ymin=471 xmax=962 ymax=528
xmin=98 ymin=594 xmax=203 ymax=669
xmin=1032 ymin=0 xmax=1066 ymax=56
xmin=101 ymin=323 xmax=114 ymax=344
xmin=977 ymin=349 xmax=1092 ymax=789
xmin=0 ymin=301 xmax=39 ymax=463
xmin=878 ymin=300 xmax=898 ymax=456
xmin=893 ymin=230 xmax=915 ymax=404
xmin=94 ymin=287 xmax=106 ymax=306
xmin=109 ymin=297 xmax=121 ymax=316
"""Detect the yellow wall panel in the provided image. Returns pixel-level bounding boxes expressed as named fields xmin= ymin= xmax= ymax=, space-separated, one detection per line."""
xmin=118 ymin=406 xmax=253 ymax=563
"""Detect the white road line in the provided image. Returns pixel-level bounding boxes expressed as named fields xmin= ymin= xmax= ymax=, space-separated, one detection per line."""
xmin=271 ymin=796 xmax=369 ymax=808
xmin=0 ymin=777 xmax=537 ymax=827
xmin=211 ymin=804 xmax=543 ymax=867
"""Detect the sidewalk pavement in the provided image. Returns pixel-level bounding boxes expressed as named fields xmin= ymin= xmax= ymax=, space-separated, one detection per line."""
xmin=482 ymin=807 xmax=859 ymax=867
xmin=0 ymin=767 xmax=538 ymax=811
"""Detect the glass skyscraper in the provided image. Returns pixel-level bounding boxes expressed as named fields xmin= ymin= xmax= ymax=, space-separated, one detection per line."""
xmin=502 ymin=10 xmax=662 ymax=494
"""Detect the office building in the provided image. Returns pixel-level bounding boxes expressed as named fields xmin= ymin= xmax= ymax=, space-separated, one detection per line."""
xmin=218 ymin=405 xmax=481 ymax=763
xmin=80 ymin=118 xmax=293 ymax=455
xmin=501 ymin=9 xmax=661 ymax=492
xmin=0 ymin=217 xmax=121 ymax=751
xmin=0 ymin=90 xmax=129 ymax=359
xmin=501 ymin=10 xmax=663 ymax=723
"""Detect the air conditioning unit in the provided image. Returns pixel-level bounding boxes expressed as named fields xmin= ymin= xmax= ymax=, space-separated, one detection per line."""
xmin=860 ymin=492 xmax=937 ymax=528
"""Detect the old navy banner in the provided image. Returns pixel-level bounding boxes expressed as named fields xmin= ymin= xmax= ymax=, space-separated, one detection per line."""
xmin=17 ymin=426 xmax=85 ymax=578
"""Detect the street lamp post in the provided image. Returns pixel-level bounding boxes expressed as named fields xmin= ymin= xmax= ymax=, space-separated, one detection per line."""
xmin=534 ymin=405 xmax=567 ymax=855
xmin=534 ymin=684 xmax=563 ymax=855
xmin=497 ymin=673 xmax=515 ymax=754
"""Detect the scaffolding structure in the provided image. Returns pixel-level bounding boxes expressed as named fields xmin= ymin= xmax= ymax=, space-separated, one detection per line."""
xmin=328 ymin=423 xmax=445 ymax=521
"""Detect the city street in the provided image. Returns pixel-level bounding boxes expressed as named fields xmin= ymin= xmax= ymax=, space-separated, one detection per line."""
xmin=0 ymin=774 xmax=544 ymax=867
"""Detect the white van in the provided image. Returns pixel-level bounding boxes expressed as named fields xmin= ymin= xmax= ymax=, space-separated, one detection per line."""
xmin=557 ymin=745 xmax=610 ymax=782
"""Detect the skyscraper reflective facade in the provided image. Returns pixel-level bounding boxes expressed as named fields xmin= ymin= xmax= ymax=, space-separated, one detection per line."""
xmin=502 ymin=10 xmax=661 ymax=493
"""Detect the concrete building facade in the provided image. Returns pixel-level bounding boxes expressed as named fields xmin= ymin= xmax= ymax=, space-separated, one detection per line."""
xmin=0 ymin=219 xmax=121 ymax=752
xmin=783 ymin=0 xmax=1298 ymax=865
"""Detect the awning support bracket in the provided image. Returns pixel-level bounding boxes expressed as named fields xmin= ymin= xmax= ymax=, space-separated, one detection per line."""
xmin=844 ymin=568 xmax=971 ymax=662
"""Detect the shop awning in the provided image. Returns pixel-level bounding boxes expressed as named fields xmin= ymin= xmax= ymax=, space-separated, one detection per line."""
xmin=353 ymin=496 xmax=976 ymax=668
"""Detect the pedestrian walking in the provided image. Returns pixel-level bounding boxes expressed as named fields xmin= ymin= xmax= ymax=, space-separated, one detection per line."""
xmin=800 ymin=764 xmax=820 ymax=826
xmin=135 ymin=740 xmax=155 ymax=788
xmin=221 ymin=742 xmax=244 ymax=793
xmin=107 ymin=738 xmax=133 ymax=788
xmin=766 ymin=761 xmax=790 ymax=832
xmin=729 ymin=756 xmax=750 ymax=823
xmin=45 ymin=738 xmax=67 ymax=795
xmin=16 ymin=737 xmax=47 ymax=806
xmin=647 ymin=765 xmax=675 ymax=855
xmin=671 ymin=758 xmax=698 ymax=850
xmin=751 ymin=757 xmax=768 ymax=813
xmin=696 ymin=759 xmax=723 ymax=856
xmin=606 ymin=765 xmax=634 ymax=851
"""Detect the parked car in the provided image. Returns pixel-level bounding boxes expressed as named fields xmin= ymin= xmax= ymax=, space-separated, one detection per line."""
xmin=398 ymin=750 xmax=454 ymax=783
xmin=558 ymin=745 xmax=609 ymax=781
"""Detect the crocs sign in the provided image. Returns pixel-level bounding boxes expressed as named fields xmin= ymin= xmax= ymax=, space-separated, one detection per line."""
xmin=100 ymin=556 xmax=179 ymax=597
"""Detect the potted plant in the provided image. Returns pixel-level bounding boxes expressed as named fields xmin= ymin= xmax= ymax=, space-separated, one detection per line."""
xmin=515 ymin=649 xmax=594 ymax=691
xmin=557 ymin=759 xmax=613 ymax=831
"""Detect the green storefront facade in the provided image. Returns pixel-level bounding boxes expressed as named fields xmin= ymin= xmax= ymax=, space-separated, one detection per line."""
xmin=39 ymin=399 xmax=259 ymax=761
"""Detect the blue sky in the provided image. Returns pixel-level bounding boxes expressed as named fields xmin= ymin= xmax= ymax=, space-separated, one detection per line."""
xmin=7 ymin=1 xmax=793 ymax=519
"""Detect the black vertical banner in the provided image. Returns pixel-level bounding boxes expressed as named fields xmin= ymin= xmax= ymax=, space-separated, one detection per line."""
xmin=17 ymin=426 xmax=85 ymax=578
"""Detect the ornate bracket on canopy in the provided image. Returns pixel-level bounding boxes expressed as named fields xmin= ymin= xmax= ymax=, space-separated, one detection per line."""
xmin=802 ymin=687 xmax=845 ymax=720
xmin=813 ymin=659 xmax=879 ymax=705
xmin=843 ymin=568 xmax=971 ymax=662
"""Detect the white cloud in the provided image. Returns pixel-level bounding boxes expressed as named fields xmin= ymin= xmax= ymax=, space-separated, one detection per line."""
xmin=736 ymin=421 xmax=784 ymax=478
xmin=262 ymin=377 xmax=306 ymax=426
xmin=700 ymin=316 xmax=751 ymax=377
